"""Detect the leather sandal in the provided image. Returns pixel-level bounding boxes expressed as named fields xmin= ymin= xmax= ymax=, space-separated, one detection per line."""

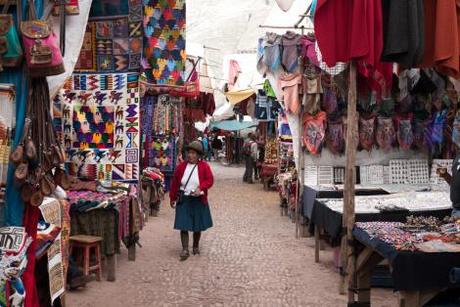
xmin=192 ymin=247 xmax=200 ymax=255
xmin=180 ymin=249 xmax=190 ymax=261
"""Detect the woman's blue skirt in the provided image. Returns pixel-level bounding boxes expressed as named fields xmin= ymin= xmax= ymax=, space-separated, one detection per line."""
xmin=174 ymin=196 xmax=213 ymax=232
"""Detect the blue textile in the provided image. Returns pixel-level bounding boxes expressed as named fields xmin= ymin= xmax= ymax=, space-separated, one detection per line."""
xmin=174 ymin=196 xmax=213 ymax=232
xmin=2 ymin=2 xmax=43 ymax=227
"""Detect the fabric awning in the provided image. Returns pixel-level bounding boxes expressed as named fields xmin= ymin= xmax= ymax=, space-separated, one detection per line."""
xmin=209 ymin=119 xmax=258 ymax=131
xmin=224 ymin=89 xmax=255 ymax=105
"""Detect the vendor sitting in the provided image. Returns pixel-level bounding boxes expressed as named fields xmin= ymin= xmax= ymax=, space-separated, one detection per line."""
xmin=437 ymin=152 xmax=460 ymax=218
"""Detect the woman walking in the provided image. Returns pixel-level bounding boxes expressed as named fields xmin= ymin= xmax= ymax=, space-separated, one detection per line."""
xmin=169 ymin=140 xmax=214 ymax=260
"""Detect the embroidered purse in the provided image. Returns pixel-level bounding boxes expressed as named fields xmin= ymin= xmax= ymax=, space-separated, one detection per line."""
xmin=0 ymin=0 xmax=23 ymax=70
xmin=20 ymin=0 xmax=64 ymax=77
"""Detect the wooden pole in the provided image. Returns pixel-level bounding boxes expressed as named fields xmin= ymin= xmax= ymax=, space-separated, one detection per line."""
xmin=340 ymin=62 xmax=358 ymax=300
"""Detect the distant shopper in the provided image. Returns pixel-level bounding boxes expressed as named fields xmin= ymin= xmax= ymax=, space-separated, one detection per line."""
xmin=243 ymin=133 xmax=258 ymax=184
xmin=170 ymin=141 xmax=214 ymax=261
xmin=212 ymin=134 xmax=223 ymax=161
xmin=201 ymin=134 xmax=210 ymax=161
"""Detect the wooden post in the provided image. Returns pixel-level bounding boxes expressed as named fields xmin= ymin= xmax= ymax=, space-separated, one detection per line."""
xmin=340 ymin=62 xmax=358 ymax=301
xmin=106 ymin=254 xmax=116 ymax=281
xmin=128 ymin=244 xmax=136 ymax=261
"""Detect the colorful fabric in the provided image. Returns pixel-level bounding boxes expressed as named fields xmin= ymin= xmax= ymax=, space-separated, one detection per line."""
xmin=153 ymin=95 xmax=183 ymax=134
xmin=143 ymin=0 xmax=186 ymax=85
xmin=359 ymin=116 xmax=376 ymax=151
xmin=149 ymin=135 xmax=177 ymax=173
xmin=53 ymin=73 xmax=140 ymax=182
xmin=74 ymin=0 xmax=143 ymax=73
xmin=376 ymin=116 xmax=396 ymax=151
xmin=302 ymin=111 xmax=327 ymax=155
xmin=395 ymin=114 xmax=414 ymax=150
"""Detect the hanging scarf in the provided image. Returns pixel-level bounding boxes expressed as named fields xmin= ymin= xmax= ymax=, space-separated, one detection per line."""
xmin=395 ymin=114 xmax=414 ymax=150
xmin=376 ymin=116 xmax=396 ymax=151
xmin=359 ymin=115 xmax=376 ymax=151
xmin=302 ymin=111 xmax=327 ymax=155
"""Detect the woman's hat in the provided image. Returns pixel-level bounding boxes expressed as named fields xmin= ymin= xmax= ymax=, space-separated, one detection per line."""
xmin=186 ymin=140 xmax=204 ymax=154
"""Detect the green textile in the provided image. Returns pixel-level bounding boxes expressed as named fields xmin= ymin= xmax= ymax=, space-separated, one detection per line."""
xmin=263 ymin=79 xmax=277 ymax=98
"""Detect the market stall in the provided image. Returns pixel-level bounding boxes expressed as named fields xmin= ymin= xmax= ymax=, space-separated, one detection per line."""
xmin=352 ymin=220 xmax=460 ymax=306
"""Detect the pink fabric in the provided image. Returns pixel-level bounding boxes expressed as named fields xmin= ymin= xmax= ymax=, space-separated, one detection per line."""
xmin=279 ymin=72 xmax=302 ymax=114
xmin=300 ymin=36 xmax=319 ymax=66
xmin=228 ymin=60 xmax=241 ymax=89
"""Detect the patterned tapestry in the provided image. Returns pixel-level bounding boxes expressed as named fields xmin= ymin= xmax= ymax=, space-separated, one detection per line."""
xmin=143 ymin=0 xmax=186 ymax=85
xmin=74 ymin=0 xmax=143 ymax=73
xmin=53 ymin=73 xmax=140 ymax=181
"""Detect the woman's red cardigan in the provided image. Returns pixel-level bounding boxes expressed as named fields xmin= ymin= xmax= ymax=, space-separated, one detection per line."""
xmin=169 ymin=160 xmax=214 ymax=204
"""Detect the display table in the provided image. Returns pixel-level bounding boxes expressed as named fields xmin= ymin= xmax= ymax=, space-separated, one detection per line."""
xmin=311 ymin=191 xmax=452 ymax=262
xmin=352 ymin=223 xmax=460 ymax=306
xmin=68 ymin=189 xmax=141 ymax=281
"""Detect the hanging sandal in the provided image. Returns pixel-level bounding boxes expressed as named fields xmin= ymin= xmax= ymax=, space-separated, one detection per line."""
xmin=192 ymin=247 xmax=200 ymax=255
xmin=180 ymin=249 xmax=190 ymax=261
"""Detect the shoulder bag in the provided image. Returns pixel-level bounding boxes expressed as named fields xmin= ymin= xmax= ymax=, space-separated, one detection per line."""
xmin=178 ymin=164 xmax=198 ymax=204
xmin=20 ymin=0 xmax=64 ymax=77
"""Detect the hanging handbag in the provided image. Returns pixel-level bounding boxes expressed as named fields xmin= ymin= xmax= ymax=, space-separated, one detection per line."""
xmin=52 ymin=0 xmax=79 ymax=16
xmin=0 ymin=0 xmax=23 ymax=70
xmin=20 ymin=0 xmax=64 ymax=77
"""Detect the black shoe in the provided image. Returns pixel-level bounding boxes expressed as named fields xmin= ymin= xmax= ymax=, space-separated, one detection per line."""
xmin=180 ymin=249 xmax=190 ymax=261
xmin=192 ymin=247 xmax=200 ymax=255
xmin=68 ymin=275 xmax=96 ymax=290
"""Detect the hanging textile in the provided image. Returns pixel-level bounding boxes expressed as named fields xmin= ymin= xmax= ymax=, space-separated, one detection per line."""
xmin=73 ymin=0 xmax=143 ymax=73
xmin=143 ymin=0 xmax=186 ymax=85
xmin=314 ymin=0 xmax=384 ymax=67
xmin=421 ymin=0 xmax=460 ymax=78
xmin=53 ymin=73 xmax=141 ymax=181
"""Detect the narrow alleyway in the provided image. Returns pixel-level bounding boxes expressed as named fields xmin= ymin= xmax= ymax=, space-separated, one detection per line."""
xmin=68 ymin=164 xmax=396 ymax=306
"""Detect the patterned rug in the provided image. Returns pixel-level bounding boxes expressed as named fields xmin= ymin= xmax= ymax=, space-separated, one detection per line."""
xmin=53 ymin=73 xmax=140 ymax=181
xmin=143 ymin=0 xmax=186 ymax=85
xmin=74 ymin=0 xmax=143 ymax=73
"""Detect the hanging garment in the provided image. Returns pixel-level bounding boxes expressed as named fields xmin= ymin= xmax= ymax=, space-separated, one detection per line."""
xmin=413 ymin=118 xmax=431 ymax=150
xmin=314 ymin=0 xmax=384 ymax=67
xmin=300 ymin=35 xmax=319 ymax=66
xmin=281 ymin=31 xmax=301 ymax=72
xmin=302 ymin=111 xmax=327 ymax=155
xmin=321 ymin=88 xmax=338 ymax=114
xmin=421 ymin=0 xmax=460 ymax=78
xmin=375 ymin=116 xmax=396 ymax=151
xmin=452 ymin=111 xmax=460 ymax=148
xmin=359 ymin=115 xmax=376 ymax=151
xmin=263 ymin=79 xmax=277 ymax=98
xmin=395 ymin=114 xmax=414 ymax=150
xmin=430 ymin=110 xmax=448 ymax=147
xmin=381 ymin=0 xmax=425 ymax=67
xmin=279 ymin=72 xmax=302 ymax=114
xmin=228 ymin=60 xmax=241 ymax=89
xmin=263 ymin=32 xmax=282 ymax=73
xmin=326 ymin=117 xmax=345 ymax=155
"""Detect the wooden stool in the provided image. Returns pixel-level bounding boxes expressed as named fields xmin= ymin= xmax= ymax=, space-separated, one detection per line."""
xmin=70 ymin=235 xmax=103 ymax=281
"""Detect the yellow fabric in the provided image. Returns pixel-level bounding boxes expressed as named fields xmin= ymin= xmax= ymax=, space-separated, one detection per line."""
xmin=224 ymin=89 xmax=255 ymax=105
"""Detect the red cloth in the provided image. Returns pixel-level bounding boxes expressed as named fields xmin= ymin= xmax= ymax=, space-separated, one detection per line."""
xmin=22 ymin=205 xmax=40 ymax=307
xmin=314 ymin=0 xmax=383 ymax=67
xmin=169 ymin=161 xmax=214 ymax=204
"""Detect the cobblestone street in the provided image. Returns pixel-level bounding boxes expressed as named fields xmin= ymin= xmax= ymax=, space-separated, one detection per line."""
xmin=68 ymin=164 xmax=397 ymax=306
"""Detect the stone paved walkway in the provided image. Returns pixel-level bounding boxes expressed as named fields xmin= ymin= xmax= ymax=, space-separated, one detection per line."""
xmin=68 ymin=163 xmax=397 ymax=306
